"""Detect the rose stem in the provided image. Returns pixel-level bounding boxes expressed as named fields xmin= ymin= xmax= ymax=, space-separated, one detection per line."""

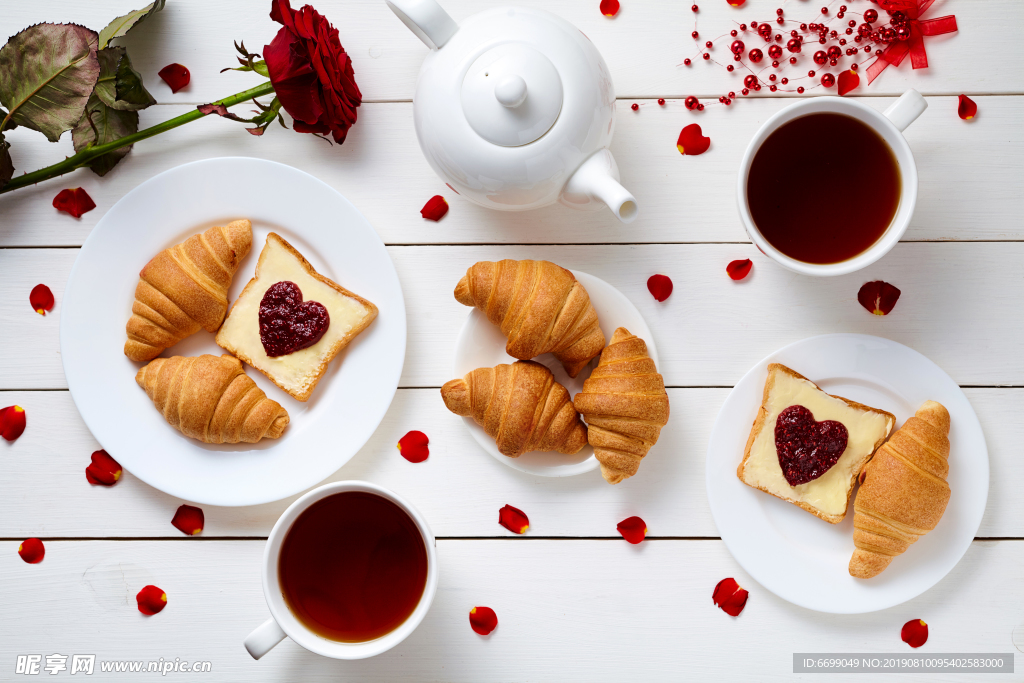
xmin=0 ymin=80 xmax=276 ymax=194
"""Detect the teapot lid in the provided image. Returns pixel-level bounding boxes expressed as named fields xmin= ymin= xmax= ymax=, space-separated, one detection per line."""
xmin=460 ymin=43 xmax=563 ymax=147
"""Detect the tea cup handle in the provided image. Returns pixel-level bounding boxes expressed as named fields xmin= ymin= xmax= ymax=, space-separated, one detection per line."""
xmin=244 ymin=617 xmax=287 ymax=660
xmin=883 ymin=89 xmax=928 ymax=132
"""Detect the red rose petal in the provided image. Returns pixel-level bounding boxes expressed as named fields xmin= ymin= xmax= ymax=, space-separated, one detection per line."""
xmin=712 ymin=577 xmax=749 ymax=617
xmin=0 ymin=405 xmax=26 ymax=441
xmin=616 ymin=516 xmax=647 ymax=544
xmin=469 ymin=606 xmax=498 ymax=635
xmin=52 ymin=188 xmax=96 ymax=218
xmin=170 ymin=504 xmax=204 ymax=536
xmin=957 ymin=95 xmax=977 ymax=121
xmin=728 ymin=0 xmax=746 ymax=5
xmin=647 ymin=274 xmax=673 ymax=302
xmin=726 ymin=259 xmax=752 ymax=281
xmin=498 ymin=504 xmax=529 ymax=534
xmin=420 ymin=195 xmax=449 ymax=221
xmin=600 ymin=0 xmax=620 ymax=17
xmin=857 ymin=280 xmax=901 ymax=315
xmin=136 ymin=585 xmax=167 ymax=615
xmin=397 ymin=430 xmax=429 ymax=463
xmin=29 ymin=284 xmax=54 ymax=316
xmin=85 ymin=449 xmax=122 ymax=486
xmin=901 ymin=619 xmax=928 ymax=648
xmin=158 ymin=63 xmax=190 ymax=93
xmin=677 ymin=123 xmax=711 ymax=156
xmin=18 ymin=538 xmax=44 ymax=564
xmin=837 ymin=69 xmax=860 ymax=97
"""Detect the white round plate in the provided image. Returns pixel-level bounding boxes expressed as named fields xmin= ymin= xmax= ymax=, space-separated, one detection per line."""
xmin=706 ymin=334 xmax=988 ymax=613
xmin=61 ymin=158 xmax=406 ymax=506
xmin=453 ymin=271 xmax=658 ymax=476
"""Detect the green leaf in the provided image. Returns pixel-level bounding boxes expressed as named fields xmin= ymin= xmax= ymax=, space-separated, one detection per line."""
xmin=0 ymin=108 xmax=16 ymax=131
xmin=98 ymin=0 xmax=166 ymax=49
xmin=0 ymin=133 xmax=13 ymax=189
xmin=93 ymin=48 xmax=121 ymax=108
xmin=114 ymin=51 xmax=156 ymax=110
xmin=72 ymin=93 xmax=139 ymax=176
xmin=95 ymin=47 xmax=155 ymax=111
xmin=0 ymin=23 xmax=100 ymax=142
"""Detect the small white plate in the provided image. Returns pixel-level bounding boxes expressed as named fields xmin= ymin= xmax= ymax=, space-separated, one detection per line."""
xmin=61 ymin=158 xmax=406 ymax=506
xmin=453 ymin=271 xmax=658 ymax=477
xmin=706 ymin=334 xmax=988 ymax=614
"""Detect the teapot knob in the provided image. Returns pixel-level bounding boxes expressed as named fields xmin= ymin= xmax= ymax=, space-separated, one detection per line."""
xmin=494 ymin=75 xmax=528 ymax=108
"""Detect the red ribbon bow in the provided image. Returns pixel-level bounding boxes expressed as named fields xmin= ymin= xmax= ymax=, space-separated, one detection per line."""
xmin=867 ymin=0 xmax=957 ymax=84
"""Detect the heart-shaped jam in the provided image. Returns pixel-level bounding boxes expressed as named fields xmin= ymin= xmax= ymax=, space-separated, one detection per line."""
xmin=774 ymin=405 xmax=849 ymax=486
xmin=259 ymin=281 xmax=330 ymax=357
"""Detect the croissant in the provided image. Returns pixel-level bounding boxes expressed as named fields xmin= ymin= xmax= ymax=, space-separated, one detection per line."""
xmin=125 ymin=219 xmax=253 ymax=362
xmin=849 ymin=401 xmax=951 ymax=578
xmin=454 ymin=259 xmax=605 ymax=378
xmin=573 ymin=328 xmax=670 ymax=484
xmin=136 ymin=354 xmax=289 ymax=444
xmin=440 ymin=360 xmax=588 ymax=458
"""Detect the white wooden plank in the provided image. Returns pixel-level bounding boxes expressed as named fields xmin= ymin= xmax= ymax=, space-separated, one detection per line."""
xmin=1 ymin=539 xmax=1018 ymax=681
xmin=4 ymin=243 xmax=1023 ymax=389
xmin=1 ymin=96 xmax=1020 ymax=247
xmin=1 ymin=0 xmax=1017 ymax=104
xmin=0 ymin=386 xmax=1018 ymax=539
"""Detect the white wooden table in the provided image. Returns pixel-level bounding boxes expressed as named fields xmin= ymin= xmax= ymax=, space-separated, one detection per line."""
xmin=2 ymin=1 xmax=1022 ymax=680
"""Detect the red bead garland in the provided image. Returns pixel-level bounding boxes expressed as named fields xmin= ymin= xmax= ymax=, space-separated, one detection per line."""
xmin=668 ymin=1 xmax=946 ymax=111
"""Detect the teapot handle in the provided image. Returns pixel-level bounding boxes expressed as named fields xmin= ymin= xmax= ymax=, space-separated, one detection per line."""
xmin=386 ymin=0 xmax=459 ymax=50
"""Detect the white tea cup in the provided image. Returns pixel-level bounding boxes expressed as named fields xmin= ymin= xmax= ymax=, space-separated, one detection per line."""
xmin=244 ymin=481 xmax=438 ymax=660
xmin=737 ymin=89 xmax=928 ymax=276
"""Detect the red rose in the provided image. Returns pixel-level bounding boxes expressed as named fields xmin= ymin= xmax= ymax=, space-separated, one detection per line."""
xmin=264 ymin=0 xmax=362 ymax=144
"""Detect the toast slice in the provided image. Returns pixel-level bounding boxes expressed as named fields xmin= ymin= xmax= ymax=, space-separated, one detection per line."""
xmin=736 ymin=363 xmax=895 ymax=523
xmin=216 ymin=233 xmax=377 ymax=401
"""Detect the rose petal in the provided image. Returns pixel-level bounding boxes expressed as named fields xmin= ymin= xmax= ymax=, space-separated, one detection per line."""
xmin=158 ymin=63 xmax=190 ymax=93
xmin=420 ymin=195 xmax=449 ymax=221
xmin=171 ymin=504 xmax=204 ymax=536
xmin=901 ymin=619 xmax=928 ymax=648
xmin=957 ymin=94 xmax=977 ymax=121
xmin=18 ymin=538 xmax=44 ymax=564
xmin=498 ymin=504 xmax=529 ymax=534
xmin=837 ymin=68 xmax=860 ymax=97
xmin=677 ymin=123 xmax=711 ymax=156
xmin=616 ymin=516 xmax=647 ymax=544
xmin=726 ymin=259 xmax=752 ymax=281
xmin=29 ymin=284 xmax=54 ymax=315
xmin=85 ymin=449 xmax=122 ymax=487
xmin=52 ymin=188 xmax=96 ymax=218
xmin=647 ymin=274 xmax=673 ymax=302
xmin=0 ymin=405 xmax=26 ymax=441
xmin=397 ymin=430 xmax=429 ymax=463
xmin=136 ymin=585 xmax=167 ymax=615
xmin=712 ymin=577 xmax=749 ymax=617
xmin=728 ymin=0 xmax=746 ymax=5
xmin=469 ymin=606 xmax=498 ymax=635
xmin=599 ymin=0 xmax=620 ymax=17
xmin=857 ymin=280 xmax=901 ymax=315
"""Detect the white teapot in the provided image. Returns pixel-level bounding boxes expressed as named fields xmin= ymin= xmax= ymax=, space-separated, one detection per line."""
xmin=386 ymin=0 xmax=638 ymax=223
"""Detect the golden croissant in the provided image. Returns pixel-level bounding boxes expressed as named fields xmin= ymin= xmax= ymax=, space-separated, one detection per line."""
xmin=454 ymin=259 xmax=605 ymax=378
xmin=136 ymin=354 xmax=289 ymax=444
xmin=440 ymin=361 xmax=588 ymax=458
xmin=573 ymin=328 xmax=670 ymax=484
xmin=849 ymin=400 xmax=951 ymax=578
xmin=125 ymin=219 xmax=253 ymax=362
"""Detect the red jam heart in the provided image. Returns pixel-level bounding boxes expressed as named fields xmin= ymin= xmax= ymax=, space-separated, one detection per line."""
xmin=775 ymin=405 xmax=848 ymax=486
xmin=259 ymin=281 xmax=330 ymax=357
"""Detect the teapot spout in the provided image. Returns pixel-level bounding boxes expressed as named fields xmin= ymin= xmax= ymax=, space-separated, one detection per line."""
xmin=561 ymin=150 xmax=638 ymax=224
